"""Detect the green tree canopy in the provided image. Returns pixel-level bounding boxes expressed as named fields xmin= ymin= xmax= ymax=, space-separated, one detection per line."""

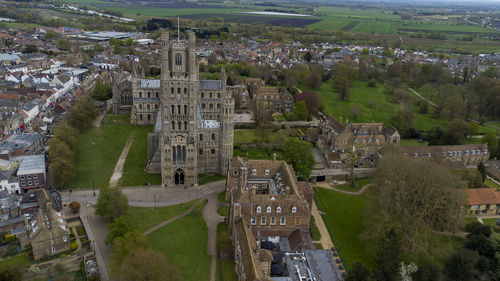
xmin=96 ymin=186 xmax=129 ymax=220
xmin=282 ymin=138 xmax=315 ymax=178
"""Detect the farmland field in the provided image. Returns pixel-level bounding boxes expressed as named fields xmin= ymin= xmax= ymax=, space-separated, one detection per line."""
xmin=351 ymin=21 xmax=396 ymax=34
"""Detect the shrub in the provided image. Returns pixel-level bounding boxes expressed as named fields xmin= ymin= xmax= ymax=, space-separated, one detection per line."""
xmin=70 ymin=242 xmax=78 ymax=251
xmin=5 ymin=233 xmax=15 ymax=243
xmin=368 ymin=78 xmax=377 ymax=87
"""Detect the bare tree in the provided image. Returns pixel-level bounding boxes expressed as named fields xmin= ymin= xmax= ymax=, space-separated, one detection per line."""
xmin=342 ymin=137 xmax=365 ymax=187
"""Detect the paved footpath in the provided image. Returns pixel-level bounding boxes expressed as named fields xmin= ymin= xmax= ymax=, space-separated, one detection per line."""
xmin=202 ymin=192 xmax=225 ymax=281
xmin=316 ymin=182 xmax=374 ymax=195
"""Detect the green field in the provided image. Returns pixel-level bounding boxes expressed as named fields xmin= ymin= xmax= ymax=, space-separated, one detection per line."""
xmin=234 ymin=129 xmax=283 ymax=144
xmin=71 ymin=114 xmax=160 ymax=189
xmin=400 ymin=138 xmax=429 ymax=146
xmin=216 ymin=223 xmax=237 ymax=281
xmin=485 ymin=178 xmax=500 ymax=190
xmin=198 ymin=174 xmax=226 ymax=185
xmin=314 ymin=187 xmax=374 ymax=270
xmin=129 ymin=199 xmax=200 ymax=232
xmin=71 ymin=114 xmax=133 ymax=189
xmin=0 ymin=254 xmax=29 ymax=267
xmin=147 ymin=202 xmax=210 ymax=281
xmin=331 ymin=177 xmax=372 ymax=192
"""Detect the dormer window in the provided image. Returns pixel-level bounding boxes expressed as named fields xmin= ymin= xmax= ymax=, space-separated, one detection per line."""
xmin=276 ymin=207 xmax=281 ymax=213
xmin=251 ymin=216 xmax=256 ymax=225
xmin=291 ymin=206 xmax=297 ymax=213
xmin=265 ymin=169 xmax=269 ymax=176
xmin=266 ymin=206 xmax=271 ymax=213
xmin=252 ymin=169 xmax=257 ymax=175
xmin=256 ymin=206 xmax=261 ymax=213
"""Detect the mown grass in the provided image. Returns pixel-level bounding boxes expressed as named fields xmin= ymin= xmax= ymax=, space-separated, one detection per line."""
xmin=314 ymin=187 xmax=374 ymax=270
xmin=198 ymin=174 xmax=226 ymax=185
xmin=485 ymin=178 xmax=500 ymax=190
xmin=147 ymin=202 xmax=210 ymax=281
xmin=400 ymin=138 xmax=428 ymax=146
xmin=233 ymin=129 xmax=283 ymax=144
xmin=216 ymin=223 xmax=237 ymax=281
xmin=332 ymin=177 xmax=372 ymax=192
xmin=129 ymin=199 xmax=200 ymax=232
xmin=0 ymin=254 xmax=28 ymax=267
xmin=233 ymin=147 xmax=283 ymax=160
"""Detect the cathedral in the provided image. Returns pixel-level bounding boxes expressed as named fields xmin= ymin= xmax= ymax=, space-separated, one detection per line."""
xmin=112 ymin=31 xmax=235 ymax=187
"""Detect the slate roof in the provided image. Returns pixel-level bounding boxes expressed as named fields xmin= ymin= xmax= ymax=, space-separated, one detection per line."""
xmin=200 ymin=80 xmax=222 ymax=90
xmin=138 ymin=79 xmax=160 ymax=89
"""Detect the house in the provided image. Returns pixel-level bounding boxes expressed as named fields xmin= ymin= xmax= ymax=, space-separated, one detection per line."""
xmin=399 ymin=144 xmax=489 ymax=168
xmin=0 ymin=54 xmax=21 ymax=66
xmin=0 ymin=133 xmax=43 ymax=158
xmin=17 ymin=155 xmax=46 ymax=192
xmin=227 ymin=84 xmax=250 ymax=110
xmin=467 ymin=188 xmax=500 ymax=216
xmin=0 ymin=170 xmax=19 ymax=194
xmin=0 ymin=113 xmax=23 ymax=136
xmin=254 ymin=87 xmax=294 ymax=113
xmin=19 ymin=188 xmax=70 ymax=260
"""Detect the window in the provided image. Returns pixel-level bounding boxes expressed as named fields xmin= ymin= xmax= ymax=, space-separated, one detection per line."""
xmin=184 ymin=88 xmax=187 ymax=95
xmin=233 ymin=179 xmax=237 ymax=183
xmin=233 ymin=170 xmax=238 ymax=175
xmin=276 ymin=207 xmax=281 ymax=213
xmin=171 ymin=87 xmax=174 ymax=95
xmin=218 ymin=93 xmax=220 ymax=98
xmin=211 ymin=149 xmax=216 ymax=155
xmin=156 ymin=92 xmax=159 ymax=98
xmin=171 ymin=122 xmax=175 ymax=130
xmin=28 ymin=181 xmax=32 ymax=185
xmin=280 ymin=216 xmax=286 ymax=225
xmin=199 ymin=149 xmax=203 ymax=155
xmin=51 ymin=247 xmax=56 ymax=253
xmin=27 ymin=175 xmax=31 ymax=180
xmin=21 ymin=182 xmax=26 ymax=186
xmin=184 ymin=105 xmax=188 ymax=114
xmin=252 ymin=169 xmax=257 ymax=175
xmin=139 ymin=92 xmax=142 ymax=98
xmin=202 ymin=103 xmax=206 ymax=109
xmin=217 ymin=103 xmax=220 ymax=109
xmin=139 ymin=114 xmax=143 ymax=121
xmin=291 ymin=206 xmax=297 ymax=213
xmin=210 ymin=92 xmax=213 ymax=98
xmin=265 ymin=169 xmax=269 ymax=176
xmin=139 ymin=104 xmax=143 ymax=110
xmin=266 ymin=206 xmax=271 ymax=213
xmin=256 ymin=206 xmax=261 ymax=213
xmin=200 ymin=134 xmax=203 ymax=141
xmin=147 ymin=92 xmax=151 ymax=98
xmin=33 ymin=175 xmax=38 ymax=179
xmin=171 ymin=105 xmax=175 ymax=114
xmin=260 ymin=216 xmax=266 ymax=225
xmin=251 ymin=216 xmax=256 ymax=225
xmin=34 ymin=180 xmax=39 ymax=185
xmin=211 ymin=133 xmax=215 ymax=141
xmin=147 ymin=114 xmax=151 ymax=121
xmin=63 ymin=236 xmax=67 ymax=242
xmin=175 ymin=54 xmax=182 ymax=66
xmin=201 ymin=93 xmax=204 ymax=98
xmin=20 ymin=176 xmax=25 ymax=180
xmin=209 ymin=103 xmax=214 ymax=109
xmin=270 ymin=216 xmax=276 ymax=225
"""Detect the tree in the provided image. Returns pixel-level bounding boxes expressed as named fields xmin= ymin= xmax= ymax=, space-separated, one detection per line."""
xmin=367 ymin=149 xmax=465 ymax=257
xmin=346 ymin=262 xmax=372 ymax=281
xmin=411 ymin=262 xmax=441 ymax=281
xmin=23 ymin=44 xmax=38 ymax=53
xmin=342 ymin=137 xmax=365 ymax=187
xmin=114 ymin=44 xmax=124 ymax=55
xmin=68 ymin=201 xmax=80 ymax=213
xmin=92 ymin=79 xmax=112 ymax=101
xmin=56 ymin=39 xmax=71 ymax=51
xmin=389 ymin=107 xmax=414 ymax=138
xmin=482 ymin=132 xmax=498 ymax=152
xmin=51 ymin=263 xmax=72 ymax=281
xmin=443 ymin=248 xmax=479 ymax=281
xmin=282 ymin=138 xmax=315 ymax=178
xmin=304 ymin=51 xmax=312 ymax=62
xmin=333 ymin=75 xmax=351 ymax=100
xmin=477 ymin=162 xmax=486 ymax=183
xmin=293 ymin=100 xmax=309 ymax=120
xmin=252 ymin=100 xmax=272 ymax=142
xmin=114 ymin=248 xmax=183 ymax=281
xmin=0 ymin=262 xmax=25 ymax=281
xmin=464 ymin=233 xmax=496 ymax=260
xmin=441 ymin=119 xmax=469 ymax=145
xmin=96 ymin=186 xmax=129 ymax=220
xmin=45 ymin=30 xmax=56 ymax=39
xmin=349 ymin=105 xmax=363 ymax=121
xmin=373 ymin=229 xmax=401 ymax=281
xmin=105 ymin=215 xmax=136 ymax=245
xmin=110 ymin=229 xmax=150 ymax=269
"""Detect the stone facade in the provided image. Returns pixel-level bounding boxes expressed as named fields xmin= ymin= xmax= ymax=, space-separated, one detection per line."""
xmin=254 ymin=87 xmax=294 ymax=113
xmin=399 ymin=144 xmax=489 ymax=168
xmin=310 ymin=116 xmax=400 ymax=167
xmin=111 ymin=71 xmax=133 ymax=115
xmin=467 ymin=188 xmax=500 ymax=216
xmin=115 ymin=32 xmax=235 ymax=187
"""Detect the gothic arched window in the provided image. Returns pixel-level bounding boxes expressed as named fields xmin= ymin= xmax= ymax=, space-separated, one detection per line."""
xmin=175 ymin=54 xmax=182 ymax=66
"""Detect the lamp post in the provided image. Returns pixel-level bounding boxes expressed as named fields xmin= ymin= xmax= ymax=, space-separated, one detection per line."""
xmin=93 ymin=181 xmax=96 ymax=197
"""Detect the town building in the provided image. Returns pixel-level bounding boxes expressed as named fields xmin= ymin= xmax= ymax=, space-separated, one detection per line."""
xmin=467 ymin=188 xmax=500 ymax=216
xmin=254 ymin=87 xmax=294 ymax=113
xmin=113 ymin=31 xmax=235 ymax=187
xmin=399 ymin=144 xmax=489 ymax=168
xmin=17 ymin=155 xmax=46 ymax=192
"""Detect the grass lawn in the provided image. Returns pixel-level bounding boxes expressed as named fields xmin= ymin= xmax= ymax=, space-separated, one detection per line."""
xmin=309 ymin=216 xmax=322 ymax=241
xmin=400 ymin=138 xmax=428 ymax=146
xmin=0 ymin=254 xmax=28 ymax=267
xmin=198 ymin=174 xmax=226 ymax=185
xmin=234 ymin=129 xmax=283 ymax=144
xmin=218 ymin=191 xmax=227 ymax=203
xmin=314 ymin=80 xmax=491 ymax=133
xmin=129 ymin=199 xmax=201 ymax=232
xmin=485 ymin=178 xmax=500 ymax=190
xmin=482 ymin=218 xmax=499 ymax=228
xmin=216 ymin=223 xmax=237 ymax=281
xmin=314 ymin=187 xmax=374 ymax=270
xmin=217 ymin=206 xmax=229 ymax=217
xmin=233 ymin=147 xmax=283 ymax=160
xmin=72 ymin=114 xmax=162 ymax=189
xmin=332 ymin=177 xmax=372 ymax=192
xmin=147 ymin=202 xmax=210 ymax=281
xmin=71 ymin=114 xmax=133 ymax=189
xmin=119 ymin=126 xmax=161 ymax=187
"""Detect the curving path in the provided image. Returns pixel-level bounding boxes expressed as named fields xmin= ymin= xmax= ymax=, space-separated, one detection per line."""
xmin=143 ymin=200 xmax=203 ymax=235
xmin=316 ymin=183 xmax=374 ymax=195
xmin=108 ymin=137 xmax=134 ymax=187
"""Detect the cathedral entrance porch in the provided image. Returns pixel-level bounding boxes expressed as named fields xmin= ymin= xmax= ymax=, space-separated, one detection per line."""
xmin=174 ymin=169 xmax=185 ymax=185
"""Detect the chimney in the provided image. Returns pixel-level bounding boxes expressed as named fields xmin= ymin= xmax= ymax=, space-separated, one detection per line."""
xmin=272 ymin=153 xmax=277 ymax=162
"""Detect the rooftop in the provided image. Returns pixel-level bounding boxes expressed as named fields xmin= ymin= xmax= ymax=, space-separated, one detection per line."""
xmin=18 ymin=154 xmax=45 ymax=175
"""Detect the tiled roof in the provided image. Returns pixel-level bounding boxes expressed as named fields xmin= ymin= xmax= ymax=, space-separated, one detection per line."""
xmin=399 ymin=144 xmax=488 ymax=155
xmin=467 ymin=188 xmax=500 ymax=205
